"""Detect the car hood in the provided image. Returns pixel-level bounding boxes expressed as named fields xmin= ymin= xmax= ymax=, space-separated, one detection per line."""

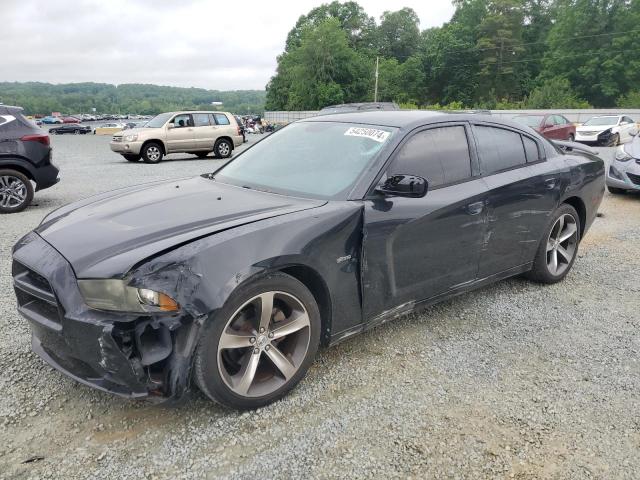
xmin=624 ymin=135 xmax=640 ymax=158
xmin=36 ymin=176 xmax=326 ymax=278
xmin=113 ymin=127 xmax=151 ymax=137
xmin=576 ymin=125 xmax=615 ymax=133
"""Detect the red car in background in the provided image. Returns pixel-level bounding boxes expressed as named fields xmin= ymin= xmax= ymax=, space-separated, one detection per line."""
xmin=61 ymin=116 xmax=81 ymax=124
xmin=513 ymin=114 xmax=576 ymax=141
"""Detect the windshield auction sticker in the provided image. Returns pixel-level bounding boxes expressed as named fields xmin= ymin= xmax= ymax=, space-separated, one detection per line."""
xmin=344 ymin=127 xmax=390 ymax=143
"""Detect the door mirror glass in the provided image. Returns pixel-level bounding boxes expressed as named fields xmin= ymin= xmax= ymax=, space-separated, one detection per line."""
xmin=376 ymin=174 xmax=428 ymax=198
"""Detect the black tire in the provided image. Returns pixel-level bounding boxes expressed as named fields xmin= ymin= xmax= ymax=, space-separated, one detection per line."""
xmin=74 ymin=129 xmax=80 ymax=135
xmin=568 ymin=133 xmax=575 ymax=142
xmin=141 ymin=142 xmax=164 ymax=164
xmin=50 ymin=130 xmax=57 ymax=135
xmin=0 ymin=169 xmax=34 ymax=214
xmin=608 ymin=133 xmax=620 ymax=147
xmin=608 ymin=186 xmax=626 ymax=195
xmin=526 ymin=204 xmax=580 ymax=284
xmin=122 ymin=154 xmax=141 ymax=162
xmin=214 ymin=138 xmax=233 ymax=159
xmin=195 ymin=152 xmax=209 ymax=158
xmin=194 ymin=272 xmax=321 ymax=409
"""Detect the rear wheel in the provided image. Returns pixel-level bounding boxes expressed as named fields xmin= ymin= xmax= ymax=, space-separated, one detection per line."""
xmin=74 ymin=129 xmax=80 ymax=135
xmin=142 ymin=142 xmax=163 ymax=164
xmin=526 ymin=204 xmax=580 ymax=284
xmin=0 ymin=169 xmax=34 ymax=214
xmin=608 ymin=186 xmax=626 ymax=195
xmin=194 ymin=272 xmax=321 ymax=409
xmin=195 ymin=152 xmax=209 ymax=158
xmin=214 ymin=138 xmax=233 ymax=159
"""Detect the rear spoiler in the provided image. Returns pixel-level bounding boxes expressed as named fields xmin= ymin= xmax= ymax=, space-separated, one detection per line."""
xmin=553 ymin=140 xmax=600 ymax=155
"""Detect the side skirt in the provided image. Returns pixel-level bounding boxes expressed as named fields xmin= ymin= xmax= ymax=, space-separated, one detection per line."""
xmin=328 ymin=262 xmax=533 ymax=347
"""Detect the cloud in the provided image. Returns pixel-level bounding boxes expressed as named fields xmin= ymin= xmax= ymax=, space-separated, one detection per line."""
xmin=1 ymin=0 xmax=455 ymax=90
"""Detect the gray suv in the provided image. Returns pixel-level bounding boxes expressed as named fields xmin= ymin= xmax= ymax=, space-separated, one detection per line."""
xmin=110 ymin=111 xmax=244 ymax=163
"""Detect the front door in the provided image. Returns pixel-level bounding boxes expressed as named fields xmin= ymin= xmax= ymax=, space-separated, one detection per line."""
xmin=361 ymin=124 xmax=488 ymax=322
xmin=165 ymin=113 xmax=195 ymax=152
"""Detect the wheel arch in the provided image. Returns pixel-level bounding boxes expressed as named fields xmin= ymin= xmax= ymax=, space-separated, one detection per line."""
xmin=562 ymin=196 xmax=587 ymax=238
xmin=141 ymin=139 xmax=166 ymax=155
xmin=278 ymin=264 xmax=333 ymax=346
xmin=0 ymin=159 xmax=36 ymax=182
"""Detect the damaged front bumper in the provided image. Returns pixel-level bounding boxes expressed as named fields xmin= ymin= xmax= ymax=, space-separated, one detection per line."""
xmin=12 ymin=232 xmax=202 ymax=401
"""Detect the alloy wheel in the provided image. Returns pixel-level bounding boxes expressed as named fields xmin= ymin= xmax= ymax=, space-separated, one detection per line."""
xmin=146 ymin=146 xmax=161 ymax=161
xmin=546 ymin=213 xmax=578 ymax=276
xmin=217 ymin=291 xmax=311 ymax=398
xmin=0 ymin=175 xmax=28 ymax=209
xmin=218 ymin=142 xmax=231 ymax=157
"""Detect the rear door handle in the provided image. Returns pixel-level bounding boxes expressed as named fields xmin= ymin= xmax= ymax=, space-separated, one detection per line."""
xmin=544 ymin=178 xmax=557 ymax=189
xmin=466 ymin=201 xmax=485 ymax=215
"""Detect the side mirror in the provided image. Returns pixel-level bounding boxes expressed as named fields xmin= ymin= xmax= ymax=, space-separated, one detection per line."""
xmin=167 ymin=123 xmax=175 ymax=130
xmin=376 ymin=174 xmax=428 ymax=198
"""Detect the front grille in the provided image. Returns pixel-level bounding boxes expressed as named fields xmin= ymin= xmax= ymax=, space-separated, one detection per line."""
xmin=112 ymin=136 xmax=122 ymax=142
xmin=627 ymin=172 xmax=640 ymax=186
xmin=12 ymin=260 xmax=62 ymax=330
xmin=580 ymin=131 xmax=598 ymax=136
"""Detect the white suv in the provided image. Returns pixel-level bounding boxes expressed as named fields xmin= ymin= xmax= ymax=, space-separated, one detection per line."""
xmin=109 ymin=111 xmax=244 ymax=163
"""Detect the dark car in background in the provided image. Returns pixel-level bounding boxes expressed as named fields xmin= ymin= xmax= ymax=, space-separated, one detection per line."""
xmin=513 ymin=113 xmax=576 ymax=141
xmin=0 ymin=105 xmax=59 ymax=213
xmin=49 ymin=124 xmax=92 ymax=135
xmin=12 ymin=111 xmax=604 ymax=408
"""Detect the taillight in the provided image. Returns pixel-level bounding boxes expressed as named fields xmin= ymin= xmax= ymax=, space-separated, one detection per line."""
xmin=21 ymin=133 xmax=50 ymax=146
xmin=237 ymin=125 xmax=241 ymax=135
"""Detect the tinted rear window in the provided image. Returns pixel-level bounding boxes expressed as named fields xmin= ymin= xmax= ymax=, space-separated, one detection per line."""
xmin=522 ymin=136 xmax=541 ymax=163
xmin=475 ymin=126 xmax=527 ymax=174
xmin=214 ymin=113 xmax=230 ymax=125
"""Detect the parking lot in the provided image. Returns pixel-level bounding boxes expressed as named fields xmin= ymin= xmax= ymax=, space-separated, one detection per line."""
xmin=1 ymin=136 xmax=639 ymax=479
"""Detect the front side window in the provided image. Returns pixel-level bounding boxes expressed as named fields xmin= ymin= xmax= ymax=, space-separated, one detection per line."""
xmin=554 ymin=115 xmax=566 ymax=125
xmin=474 ymin=126 xmax=527 ymax=175
xmin=172 ymin=114 xmax=192 ymax=128
xmin=213 ymin=113 xmax=230 ymax=125
xmin=145 ymin=112 xmax=173 ymax=128
xmin=193 ymin=113 xmax=210 ymax=127
xmin=390 ymin=126 xmax=472 ymax=188
xmin=215 ymin=122 xmax=397 ymax=199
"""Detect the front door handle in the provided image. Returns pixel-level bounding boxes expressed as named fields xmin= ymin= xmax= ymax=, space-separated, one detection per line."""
xmin=466 ymin=201 xmax=484 ymax=215
xmin=544 ymin=178 xmax=557 ymax=189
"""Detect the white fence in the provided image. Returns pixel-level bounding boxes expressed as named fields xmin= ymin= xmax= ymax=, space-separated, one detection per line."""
xmin=265 ymin=109 xmax=640 ymax=125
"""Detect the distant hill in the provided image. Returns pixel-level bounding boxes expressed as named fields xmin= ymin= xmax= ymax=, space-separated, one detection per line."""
xmin=0 ymin=82 xmax=266 ymax=115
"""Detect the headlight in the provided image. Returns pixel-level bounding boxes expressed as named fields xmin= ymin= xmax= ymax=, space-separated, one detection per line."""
xmin=124 ymin=134 xmax=138 ymax=142
xmin=78 ymin=279 xmax=179 ymax=313
xmin=615 ymin=146 xmax=632 ymax=162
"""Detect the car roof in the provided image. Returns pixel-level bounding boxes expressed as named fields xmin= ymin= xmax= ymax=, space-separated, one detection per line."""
xmin=0 ymin=105 xmax=24 ymax=115
xmin=302 ymin=109 xmax=517 ymax=130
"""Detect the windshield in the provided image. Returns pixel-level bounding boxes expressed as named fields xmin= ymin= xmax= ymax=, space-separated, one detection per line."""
xmin=514 ymin=115 xmax=544 ymax=127
xmin=584 ymin=116 xmax=618 ymax=126
xmin=215 ymin=121 xmax=397 ymax=199
xmin=145 ymin=112 xmax=173 ymax=128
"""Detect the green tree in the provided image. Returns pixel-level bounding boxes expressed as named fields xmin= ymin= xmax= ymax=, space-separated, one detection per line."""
xmin=524 ymin=77 xmax=591 ymax=108
xmin=377 ymin=8 xmax=421 ymax=61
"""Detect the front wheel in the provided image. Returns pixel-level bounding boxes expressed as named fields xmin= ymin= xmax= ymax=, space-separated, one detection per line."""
xmin=526 ymin=204 xmax=580 ymax=284
xmin=214 ymin=138 xmax=233 ymax=159
xmin=142 ymin=142 xmax=163 ymax=164
xmin=194 ymin=272 xmax=321 ymax=409
xmin=74 ymin=129 xmax=80 ymax=135
xmin=607 ymin=133 xmax=620 ymax=147
xmin=0 ymin=169 xmax=34 ymax=214
xmin=568 ymin=133 xmax=575 ymax=142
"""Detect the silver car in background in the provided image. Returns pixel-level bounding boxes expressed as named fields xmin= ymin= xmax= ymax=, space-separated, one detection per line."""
xmin=607 ymin=127 xmax=640 ymax=194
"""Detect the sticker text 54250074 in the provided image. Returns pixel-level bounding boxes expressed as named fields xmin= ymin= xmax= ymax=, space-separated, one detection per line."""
xmin=344 ymin=127 xmax=390 ymax=143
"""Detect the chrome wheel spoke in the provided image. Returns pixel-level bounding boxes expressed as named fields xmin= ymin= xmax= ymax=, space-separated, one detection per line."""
xmin=271 ymin=312 xmax=310 ymax=340
xmin=265 ymin=346 xmax=296 ymax=380
xmin=559 ymin=223 xmax=577 ymax=243
xmin=258 ymin=292 xmax=274 ymax=332
xmin=550 ymin=249 xmax=558 ymax=273
xmin=219 ymin=331 xmax=254 ymax=349
xmin=234 ymin=351 xmax=260 ymax=395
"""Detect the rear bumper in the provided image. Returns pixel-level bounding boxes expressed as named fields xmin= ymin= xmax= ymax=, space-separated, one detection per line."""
xmin=12 ymin=232 xmax=200 ymax=402
xmin=33 ymin=164 xmax=60 ymax=191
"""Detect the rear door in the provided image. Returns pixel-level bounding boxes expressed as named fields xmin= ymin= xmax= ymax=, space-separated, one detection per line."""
xmin=472 ymin=124 xmax=563 ymax=278
xmin=362 ymin=123 xmax=488 ymax=321
xmin=192 ymin=113 xmax=215 ymax=149
xmin=165 ymin=113 xmax=195 ymax=152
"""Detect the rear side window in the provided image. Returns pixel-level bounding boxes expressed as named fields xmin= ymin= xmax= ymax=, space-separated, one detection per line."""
xmin=213 ymin=113 xmax=230 ymax=125
xmin=192 ymin=113 xmax=210 ymax=127
xmin=522 ymin=136 xmax=541 ymax=163
xmin=474 ymin=126 xmax=526 ymax=175
xmin=390 ymin=126 xmax=472 ymax=188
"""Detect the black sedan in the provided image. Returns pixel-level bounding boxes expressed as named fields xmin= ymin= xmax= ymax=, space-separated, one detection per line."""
xmin=49 ymin=124 xmax=92 ymax=135
xmin=12 ymin=111 xmax=605 ymax=409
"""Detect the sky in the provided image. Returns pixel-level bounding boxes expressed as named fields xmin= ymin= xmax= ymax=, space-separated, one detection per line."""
xmin=1 ymin=0 xmax=455 ymax=91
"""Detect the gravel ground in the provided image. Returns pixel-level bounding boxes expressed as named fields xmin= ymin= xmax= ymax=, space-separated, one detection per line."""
xmin=1 ymin=136 xmax=639 ymax=479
